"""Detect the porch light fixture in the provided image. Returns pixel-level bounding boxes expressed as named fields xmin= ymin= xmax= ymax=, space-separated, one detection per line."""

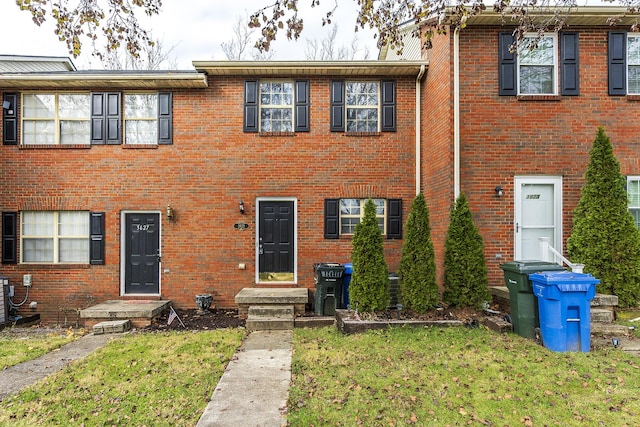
xmin=239 ymin=200 xmax=245 ymax=215
xmin=495 ymin=186 xmax=504 ymax=197
xmin=166 ymin=204 xmax=174 ymax=221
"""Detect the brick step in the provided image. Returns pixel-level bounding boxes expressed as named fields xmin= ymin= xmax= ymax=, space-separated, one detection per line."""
xmin=93 ymin=319 xmax=131 ymax=334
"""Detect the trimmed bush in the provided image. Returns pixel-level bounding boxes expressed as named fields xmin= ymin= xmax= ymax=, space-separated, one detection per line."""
xmin=398 ymin=193 xmax=439 ymax=312
xmin=349 ymin=199 xmax=390 ymax=312
xmin=566 ymin=127 xmax=640 ymax=307
xmin=443 ymin=192 xmax=490 ymax=308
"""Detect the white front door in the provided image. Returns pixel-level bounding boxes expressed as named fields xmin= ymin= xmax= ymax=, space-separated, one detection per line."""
xmin=514 ymin=177 xmax=562 ymax=261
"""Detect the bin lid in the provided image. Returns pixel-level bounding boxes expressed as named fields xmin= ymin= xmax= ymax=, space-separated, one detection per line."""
xmin=529 ymin=271 xmax=600 ymax=286
xmin=343 ymin=262 xmax=353 ymax=273
xmin=500 ymin=260 xmax=566 ymax=273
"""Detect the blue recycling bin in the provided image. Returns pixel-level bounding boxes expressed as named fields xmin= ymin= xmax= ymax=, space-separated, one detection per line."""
xmin=342 ymin=263 xmax=353 ymax=308
xmin=530 ymin=271 xmax=599 ymax=352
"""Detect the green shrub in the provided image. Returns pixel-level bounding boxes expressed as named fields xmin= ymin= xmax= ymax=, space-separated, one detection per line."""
xmin=443 ymin=193 xmax=490 ymax=308
xmin=566 ymin=127 xmax=640 ymax=307
xmin=349 ymin=199 xmax=390 ymax=312
xmin=398 ymin=193 xmax=439 ymax=312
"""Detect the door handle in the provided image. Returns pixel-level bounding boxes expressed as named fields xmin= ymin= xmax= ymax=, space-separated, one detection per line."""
xmin=515 ymin=223 xmax=519 ymax=233
xmin=156 ymin=250 xmax=162 ymax=263
xmin=258 ymin=237 xmax=264 ymax=255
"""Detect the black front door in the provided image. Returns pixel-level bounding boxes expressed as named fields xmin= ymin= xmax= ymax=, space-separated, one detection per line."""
xmin=258 ymin=201 xmax=294 ymax=282
xmin=124 ymin=213 xmax=160 ymax=294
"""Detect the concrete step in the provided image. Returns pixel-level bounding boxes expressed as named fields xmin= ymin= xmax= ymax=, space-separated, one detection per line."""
xmin=591 ymin=322 xmax=631 ymax=336
xmin=248 ymin=305 xmax=294 ymax=318
xmin=246 ymin=317 xmax=294 ymax=331
xmin=591 ymin=308 xmax=614 ymax=323
xmin=591 ymin=293 xmax=618 ymax=309
xmin=93 ymin=319 xmax=131 ymax=334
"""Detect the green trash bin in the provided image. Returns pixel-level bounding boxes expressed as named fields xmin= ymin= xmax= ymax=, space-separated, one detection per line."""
xmin=500 ymin=261 xmax=566 ymax=339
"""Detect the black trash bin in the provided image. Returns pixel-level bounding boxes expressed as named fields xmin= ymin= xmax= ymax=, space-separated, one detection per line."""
xmin=314 ymin=263 xmax=346 ymax=316
xmin=500 ymin=260 xmax=566 ymax=339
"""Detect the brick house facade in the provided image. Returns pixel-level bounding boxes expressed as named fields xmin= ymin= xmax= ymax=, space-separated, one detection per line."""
xmin=3 ymin=7 xmax=640 ymax=323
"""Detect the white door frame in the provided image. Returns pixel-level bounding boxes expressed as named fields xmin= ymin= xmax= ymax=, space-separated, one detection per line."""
xmin=255 ymin=197 xmax=298 ymax=284
xmin=514 ymin=176 xmax=563 ymax=261
xmin=120 ymin=210 xmax=163 ymax=296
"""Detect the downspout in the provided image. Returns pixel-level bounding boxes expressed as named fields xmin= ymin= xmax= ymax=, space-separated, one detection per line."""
xmin=416 ymin=64 xmax=426 ymax=195
xmin=453 ymin=27 xmax=461 ymax=200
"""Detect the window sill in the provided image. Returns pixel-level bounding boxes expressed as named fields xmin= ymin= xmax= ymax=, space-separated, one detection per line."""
xmin=258 ymin=132 xmax=296 ymax=137
xmin=344 ymin=132 xmax=382 ymax=137
xmin=123 ymin=144 xmax=159 ymax=149
xmin=18 ymin=263 xmax=90 ymax=269
xmin=627 ymin=95 xmax=640 ymax=101
xmin=19 ymin=144 xmax=91 ymax=150
xmin=516 ymin=95 xmax=561 ymax=101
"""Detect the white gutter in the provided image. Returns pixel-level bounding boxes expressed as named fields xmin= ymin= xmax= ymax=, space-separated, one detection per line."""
xmin=416 ymin=64 xmax=426 ymax=195
xmin=454 ymin=27 xmax=461 ymax=200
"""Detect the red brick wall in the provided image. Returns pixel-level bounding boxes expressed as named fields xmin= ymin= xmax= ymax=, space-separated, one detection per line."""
xmin=0 ymin=74 xmax=417 ymax=323
xmin=457 ymin=26 xmax=640 ymax=286
xmin=422 ymin=31 xmax=455 ymax=285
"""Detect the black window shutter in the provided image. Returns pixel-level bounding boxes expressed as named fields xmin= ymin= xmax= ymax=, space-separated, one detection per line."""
xmin=91 ymin=92 xmax=121 ymax=144
xmin=609 ymin=31 xmax=627 ymax=96
xmin=498 ymin=32 xmax=517 ymax=96
xmin=89 ymin=212 xmax=105 ymax=265
xmin=560 ymin=32 xmax=580 ymax=96
xmin=244 ymin=80 xmax=259 ymax=132
xmin=381 ymin=80 xmax=396 ymax=132
xmin=324 ymin=199 xmax=340 ymax=239
xmin=294 ymin=80 xmax=310 ymax=132
xmin=2 ymin=212 xmax=17 ymax=264
xmin=3 ymin=93 xmax=18 ymax=145
xmin=387 ymin=199 xmax=402 ymax=239
xmin=158 ymin=92 xmax=172 ymax=144
xmin=330 ymin=80 xmax=345 ymax=132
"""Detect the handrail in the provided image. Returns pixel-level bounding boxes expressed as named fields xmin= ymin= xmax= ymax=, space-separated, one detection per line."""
xmin=538 ymin=237 xmax=584 ymax=273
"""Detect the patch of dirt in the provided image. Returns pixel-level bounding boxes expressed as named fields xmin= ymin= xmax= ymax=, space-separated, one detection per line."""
xmin=142 ymin=308 xmax=245 ymax=331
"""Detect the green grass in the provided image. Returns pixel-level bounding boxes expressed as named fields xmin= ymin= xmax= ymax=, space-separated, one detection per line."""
xmin=288 ymin=326 xmax=640 ymax=426
xmin=0 ymin=329 xmax=80 ymax=369
xmin=0 ymin=329 xmax=246 ymax=427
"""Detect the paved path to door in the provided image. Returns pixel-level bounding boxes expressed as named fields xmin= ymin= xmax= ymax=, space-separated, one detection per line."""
xmin=197 ymin=330 xmax=292 ymax=427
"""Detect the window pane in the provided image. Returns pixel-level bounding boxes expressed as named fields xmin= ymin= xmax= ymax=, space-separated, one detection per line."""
xmin=628 ymin=179 xmax=640 ymax=208
xmin=23 ymin=238 xmax=54 ymax=262
xmin=629 ymin=66 xmax=640 ymax=94
xmin=340 ymin=218 xmax=359 ymax=234
xmin=59 ymin=94 xmax=90 ymax=119
xmin=125 ymin=94 xmax=157 ymax=118
xmin=60 ymin=120 xmax=90 ymax=144
xmin=22 ymin=120 xmax=54 ymax=145
xmin=59 ymin=211 xmax=89 ymax=236
xmin=126 ymin=120 xmax=158 ymax=144
xmin=519 ymin=37 xmax=554 ymax=65
xmin=631 ymin=209 xmax=640 ymax=229
xmin=22 ymin=212 xmax=54 ymax=236
xmin=340 ymin=199 xmax=360 ymax=216
xmin=628 ymin=36 xmax=640 ymax=65
xmin=59 ymin=239 xmax=90 ymax=263
xmin=520 ymin=66 xmax=554 ymax=94
xmin=23 ymin=94 xmax=55 ymax=118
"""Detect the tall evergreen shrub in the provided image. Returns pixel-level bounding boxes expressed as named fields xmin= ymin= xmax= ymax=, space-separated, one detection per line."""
xmin=398 ymin=193 xmax=439 ymax=312
xmin=566 ymin=127 xmax=640 ymax=307
xmin=349 ymin=199 xmax=390 ymax=312
xmin=443 ymin=193 xmax=490 ymax=308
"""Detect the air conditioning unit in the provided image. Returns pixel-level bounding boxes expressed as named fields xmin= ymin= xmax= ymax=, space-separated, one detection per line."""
xmin=0 ymin=276 xmax=9 ymax=324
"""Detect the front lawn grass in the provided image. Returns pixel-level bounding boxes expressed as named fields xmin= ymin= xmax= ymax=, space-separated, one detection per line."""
xmin=0 ymin=328 xmax=80 ymax=369
xmin=289 ymin=326 xmax=640 ymax=426
xmin=0 ymin=329 xmax=246 ymax=426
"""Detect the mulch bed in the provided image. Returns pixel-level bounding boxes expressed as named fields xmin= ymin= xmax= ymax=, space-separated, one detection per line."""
xmin=142 ymin=308 xmax=246 ymax=331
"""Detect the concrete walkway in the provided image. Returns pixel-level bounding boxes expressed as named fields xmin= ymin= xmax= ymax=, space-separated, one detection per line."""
xmin=0 ymin=333 xmax=113 ymax=401
xmin=197 ymin=330 xmax=293 ymax=427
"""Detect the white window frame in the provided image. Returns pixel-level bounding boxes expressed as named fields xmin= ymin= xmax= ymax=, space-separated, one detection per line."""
xmin=627 ymin=34 xmax=640 ymax=95
xmin=345 ymin=81 xmax=380 ymax=132
xmin=627 ymin=176 xmax=640 ymax=228
xmin=124 ymin=93 xmax=158 ymax=144
xmin=339 ymin=198 xmax=386 ymax=235
xmin=20 ymin=211 xmax=90 ymax=264
xmin=258 ymin=81 xmax=294 ymax=132
xmin=21 ymin=93 xmax=91 ymax=145
xmin=517 ymin=33 xmax=558 ymax=96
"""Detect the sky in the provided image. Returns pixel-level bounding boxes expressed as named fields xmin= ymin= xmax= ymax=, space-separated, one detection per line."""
xmin=0 ymin=0 xmax=378 ymax=70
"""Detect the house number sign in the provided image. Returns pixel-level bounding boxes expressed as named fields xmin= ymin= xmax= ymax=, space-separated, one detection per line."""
xmin=234 ymin=222 xmax=249 ymax=230
xmin=134 ymin=224 xmax=152 ymax=231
